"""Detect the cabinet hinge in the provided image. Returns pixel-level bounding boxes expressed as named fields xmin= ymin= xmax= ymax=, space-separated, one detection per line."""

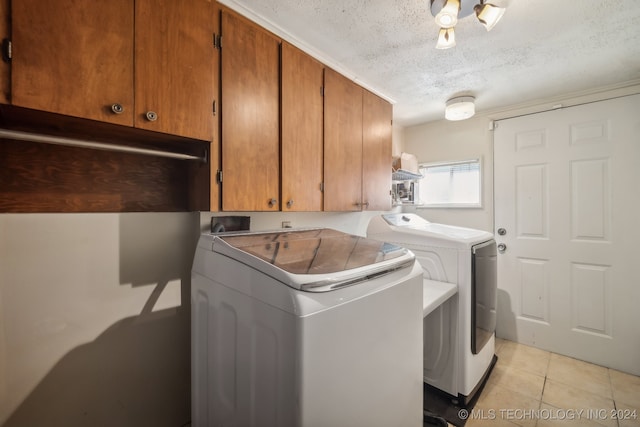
xmin=320 ymin=182 xmax=324 ymax=192
xmin=320 ymin=85 xmax=324 ymax=97
xmin=213 ymin=100 xmax=217 ymax=116
xmin=2 ymin=39 xmax=11 ymax=62
xmin=217 ymin=170 xmax=223 ymax=183
xmin=213 ymin=33 xmax=222 ymax=50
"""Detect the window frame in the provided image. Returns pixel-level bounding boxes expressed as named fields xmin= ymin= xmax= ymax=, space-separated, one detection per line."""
xmin=417 ymin=158 xmax=483 ymax=209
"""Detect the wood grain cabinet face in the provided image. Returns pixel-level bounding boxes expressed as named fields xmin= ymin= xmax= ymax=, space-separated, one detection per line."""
xmin=220 ymin=10 xmax=280 ymax=211
xmin=323 ymin=68 xmax=363 ymax=212
xmin=323 ymin=70 xmax=392 ymax=212
xmin=135 ymin=0 xmax=215 ymax=141
xmin=362 ymin=90 xmax=393 ymax=211
xmin=281 ymin=42 xmax=324 ymax=212
xmin=0 ymin=0 xmax=9 ymax=104
xmin=10 ymin=0 xmax=215 ymax=141
xmin=11 ymin=0 xmax=134 ymax=125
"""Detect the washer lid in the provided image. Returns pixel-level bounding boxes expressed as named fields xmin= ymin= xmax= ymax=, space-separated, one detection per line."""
xmin=212 ymin=228 xmax=414 ymax=292
xmin=367 ymin=213 xmax=494 ymax=249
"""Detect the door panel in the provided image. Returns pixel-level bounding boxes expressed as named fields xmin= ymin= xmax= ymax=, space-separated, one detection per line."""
xmin=209 ymin=1 xmax=221 ymax=212
xmin=494 ymin=94 xmax=640 ymax=375
xmin=515 ymin=164 xmax=547 ymax=238
xmin=571 ymin=159 xmax=609 ymax=241
xmin=220 ymin=11 xmax=280 ymax=211
xmin=362 ymin=90 xmax=392 ymax=211
xmin=281 ymin=42 xmax=323 ymax=211
xmin=323 ymin=68 xmax=362 ymax=211
xmin=0 ymin=0 xmax=9 ymax=104
xmin=11 ymin=0 xmax=134 ymax=125
xmin=135 ymin=0 xmax=215 ymax=141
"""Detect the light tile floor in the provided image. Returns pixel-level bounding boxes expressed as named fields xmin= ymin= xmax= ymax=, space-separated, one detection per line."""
xmin=462 ymin=338 xmax=640 ymax=427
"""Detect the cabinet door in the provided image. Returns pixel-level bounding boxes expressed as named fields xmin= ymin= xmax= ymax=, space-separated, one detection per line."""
xmin=323 ymin=68 xmax=363 ymax=211
xmin=362 ymin=90 xmax=392 ymax=211
xmin=281 ymin=42 xmax=323 ymax=211
xmin=209 ymin=1 xmax=221 ymax=211
xmin=135 ymin=0 xmax=215 ymax=141
xmin=0 ymin=0 xmax=8 ymax=104
xmin=11 ymin=0 xmax=134 ymax=125
xmin=220 ymin=11 xmax=280 ymax=211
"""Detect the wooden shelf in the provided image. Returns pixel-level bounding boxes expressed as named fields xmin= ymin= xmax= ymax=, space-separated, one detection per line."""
xmin=0 ymin=106 xmax=210 ymax=213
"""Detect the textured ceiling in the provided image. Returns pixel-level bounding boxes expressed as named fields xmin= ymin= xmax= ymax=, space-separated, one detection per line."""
xmin=220 ymin=0 xmax=640 ymax=126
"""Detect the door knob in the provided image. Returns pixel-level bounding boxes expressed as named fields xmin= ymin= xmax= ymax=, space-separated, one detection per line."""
xmin=497 ymin=243 xmax=507 ymax=253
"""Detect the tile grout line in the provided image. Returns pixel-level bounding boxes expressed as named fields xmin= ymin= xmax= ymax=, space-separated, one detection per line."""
xmin=606 ymin=368 xmax=621 ymax=427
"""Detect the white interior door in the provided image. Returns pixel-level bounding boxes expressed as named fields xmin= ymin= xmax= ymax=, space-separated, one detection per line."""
xmin=494 ymin=94 xmax=640 ymax=375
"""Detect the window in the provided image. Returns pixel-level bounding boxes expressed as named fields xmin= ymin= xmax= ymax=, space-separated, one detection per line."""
xmin=418 ymin=159 xmax=482 ymax=207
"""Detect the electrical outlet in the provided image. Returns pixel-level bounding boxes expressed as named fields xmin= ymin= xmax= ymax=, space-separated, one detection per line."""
xmin=282 ymin=221 xmax=292 ymax=229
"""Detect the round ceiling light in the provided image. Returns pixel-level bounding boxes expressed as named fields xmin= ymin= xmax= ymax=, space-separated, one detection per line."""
xmin=445 ymin=96 xmax=476 ymax=121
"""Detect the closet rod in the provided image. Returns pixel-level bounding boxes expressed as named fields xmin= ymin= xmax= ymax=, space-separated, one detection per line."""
xmin=0 ymin=128 xmax=207 ymax=162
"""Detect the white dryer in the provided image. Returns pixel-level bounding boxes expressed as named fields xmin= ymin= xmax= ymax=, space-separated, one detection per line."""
xmin=367 ymin=213 xmax=497 ymax=405
xmin=191 ymin=228 xmax=424 ymax=427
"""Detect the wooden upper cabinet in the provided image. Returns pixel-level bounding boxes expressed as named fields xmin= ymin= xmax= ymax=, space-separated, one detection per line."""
xmin=0 ymin=0 xmax=9 ymax=104
xmin=362 ymin=90 xmax=392 ymax=211
xmin=11 ymin=0 xmax=134 ymax=126
xmin=208 ymin=1 xmax=221 ymax=212
xmin=323 ymin=68 xmax=363 ymax=212
xmin=220 ymin=10 xmax=280 ymax=211
xmin=281 ymin=42 xmax=324 ymax=212
xmin=10 ymin=0 xmax=216 ymax=141
xmin=135 ymin=0 xmax=215 ymax=141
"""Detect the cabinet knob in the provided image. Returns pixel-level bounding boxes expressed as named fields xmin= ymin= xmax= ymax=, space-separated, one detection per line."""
xmin=111 ymin=103 xmax=124 ymax=114
xmin=268 ymin=198 xmax=278 ymax=208
xmin=286 ymin=199 xmax=294 ymax=208
xmin=146 ymin=111 xmax=158 ymax=122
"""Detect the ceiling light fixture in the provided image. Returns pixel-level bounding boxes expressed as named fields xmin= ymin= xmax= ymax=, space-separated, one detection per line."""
xmin=436 ymin=28 xmax=456 ymax=49
xmin=430 ymin=0 xmax=506 ymax=49
xmin=474 ymin=2 xmax=506 ymax=31
xmin=445 ymin=96 xmax=475 ymax=121
xmin=434 ymin=0 xmax=460 ymax=28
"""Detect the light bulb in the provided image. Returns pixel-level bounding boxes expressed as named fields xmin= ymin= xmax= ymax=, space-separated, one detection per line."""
xmin=435 ymin=0 xmax=460 ymax=29
xmin=474 ymin=3 xmax=505 ymax=31
xmin=436 ymin=28 xmax=456 ymax=49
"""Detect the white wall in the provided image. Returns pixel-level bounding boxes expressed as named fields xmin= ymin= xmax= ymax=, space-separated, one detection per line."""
xmin=402 ymin=117 xmax=494 ymax=232
xmin=399 ymin=82 xmax=640 ymax=234
xmin=392 ymin=124 xmax=404 ymax=158
xmin=0 ymin=209 xmax=400 ymax=427
xmin=0 ymin=213 xmax=199 ymax=427
xmin=200 ymin=209 xmax=401 ymax=237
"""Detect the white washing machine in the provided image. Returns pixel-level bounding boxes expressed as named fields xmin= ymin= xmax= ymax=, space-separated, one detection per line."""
xmin=367 ymin=213 xmax=497 ymax=405
xmin=191 ymin=228 xmax=424 ymax=427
